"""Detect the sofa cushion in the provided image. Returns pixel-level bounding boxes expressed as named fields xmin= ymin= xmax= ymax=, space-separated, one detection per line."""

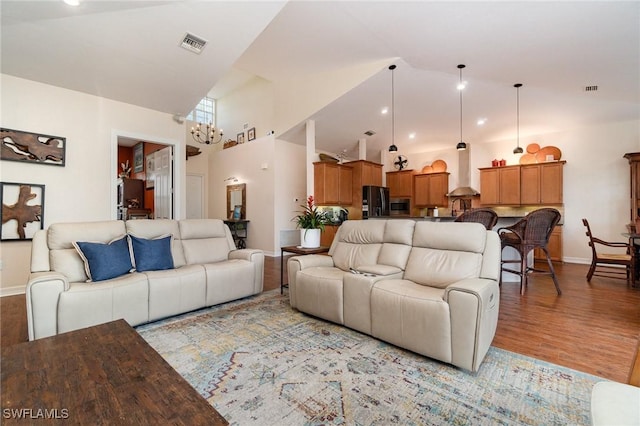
xmin=73 ymin=235 xmax=133 ymax=282
xmin=129 ymin=234 xmax=174 ymax=272
xmin=404 ymin=222 xmax=486 ymax=288
xmin=49 ymin=221 xmax=127 ymax=283
xmin=179 ymin=219 xmax=235 ymax=265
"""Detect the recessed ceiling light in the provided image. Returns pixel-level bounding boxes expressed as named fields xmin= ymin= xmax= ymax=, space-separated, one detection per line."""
xmin=63 ymin=0 xmax=80 ymax=6
xmin=381 ymin=107 xmax=389 ymax=115
xmin=409 ymin=132 xmax=416 ymax=139
xmin=477 ymin=118 xmax=487 ymax=126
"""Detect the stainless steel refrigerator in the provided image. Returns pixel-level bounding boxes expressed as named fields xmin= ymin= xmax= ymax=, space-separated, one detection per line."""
xmin=362 ymin=185 xmax=389 ymax=219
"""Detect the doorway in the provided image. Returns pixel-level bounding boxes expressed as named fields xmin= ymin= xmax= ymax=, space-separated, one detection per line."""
xmin=112 ymin=130 xmax=181 ymax=220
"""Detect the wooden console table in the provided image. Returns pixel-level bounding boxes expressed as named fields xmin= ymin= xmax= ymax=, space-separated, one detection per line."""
xmin=1 ymin=320 xmax=227 ymax=425
xmin=280 ymin=245 xmax=330 ymax=294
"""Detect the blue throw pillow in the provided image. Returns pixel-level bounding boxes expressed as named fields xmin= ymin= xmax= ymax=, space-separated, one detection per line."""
xmin=73 ymin=235 xmax=134 ymax=282
xmin=129 ymin=234 xmax=174 ymax=272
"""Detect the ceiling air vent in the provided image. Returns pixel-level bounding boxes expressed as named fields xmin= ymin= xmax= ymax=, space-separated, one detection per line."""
xmin=585 ymin=85 xmax=598 ymax=92
xmin=180 ymin=33 xmax=207 ymax=54
xmin=364 ymin=130 xmax=376 ymax=136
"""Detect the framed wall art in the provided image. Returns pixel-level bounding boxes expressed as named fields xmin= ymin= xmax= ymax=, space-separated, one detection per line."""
xmin=237 ymin=132 xmax=245 ymax=144
xmin=1 ymin=128 xmax=66 ymax=167
xmin=133 ymin=142 xmax=144 ymax=173
xmin=247 ymin=127 xmax=256 ymax=141
xmin=1 ymin=182 xmax=45 ymax=241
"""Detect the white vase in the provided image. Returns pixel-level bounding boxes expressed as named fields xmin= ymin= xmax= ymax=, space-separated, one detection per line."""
xmin=300 ymin=228 xmax=321 ymax=248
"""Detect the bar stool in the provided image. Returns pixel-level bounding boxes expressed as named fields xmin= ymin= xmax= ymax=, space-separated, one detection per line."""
xmin=497 ymin=208 xmax=562 ymax=295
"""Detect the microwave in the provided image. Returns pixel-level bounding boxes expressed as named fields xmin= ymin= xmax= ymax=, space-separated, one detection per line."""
xmin=389 ymin=198 xmax=410 ymax=216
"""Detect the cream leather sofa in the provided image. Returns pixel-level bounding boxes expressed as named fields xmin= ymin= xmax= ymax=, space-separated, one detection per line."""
xmin=288 ymin=219 xmax=501 ymax=372
xmin=27 ymin=218 xmax=264 ymax=340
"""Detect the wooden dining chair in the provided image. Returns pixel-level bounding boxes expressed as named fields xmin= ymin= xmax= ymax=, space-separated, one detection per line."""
xmin=454 ymin=208 xmax=499 ymax=230
xmin=582 ymin=218 xmax=633 ymax=285
xmin=498 ymin=208 xmax=562 ymax=295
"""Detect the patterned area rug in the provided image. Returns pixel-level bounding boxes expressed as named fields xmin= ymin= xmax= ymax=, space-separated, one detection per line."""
xmin=137 ymin=291 xmax=601 ymax=425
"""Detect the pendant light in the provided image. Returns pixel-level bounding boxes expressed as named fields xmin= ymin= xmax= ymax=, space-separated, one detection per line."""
xmin=513 ymin=83 xmax=524 ymax=154
xmin=388 ymin=65 xmax=398 ymax=152
xmin=456 ymin=64 xmax=467 ymax=151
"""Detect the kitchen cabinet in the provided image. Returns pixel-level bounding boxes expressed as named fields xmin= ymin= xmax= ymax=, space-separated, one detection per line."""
xmin=534 ymin=225 xmax=563 ymax=263
xmin=314 ymin=162 xmax=353 ymax=206
xmin=480 ymin=166 xmax=521 ymax=205
xmin=348 ymin=160 xmax=383 ymax=187
xmin=520 ymin=161 xmax=565 ymax=205
xmin=344 ymin=160 xmax=382 ymax=219
xmin=320 ymin=224 xmax=340 ymax=247
xmin=413 ymin=172 xmax=449 ymax=207
xmin=386 ymin=170 xmax=415 ymax=198
xmin=480 ymin=162 xmax=565 ymax=206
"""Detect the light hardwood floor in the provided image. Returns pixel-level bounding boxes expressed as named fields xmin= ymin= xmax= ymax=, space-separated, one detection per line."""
xmin=2 ymin=259 xmax=639 ymax=383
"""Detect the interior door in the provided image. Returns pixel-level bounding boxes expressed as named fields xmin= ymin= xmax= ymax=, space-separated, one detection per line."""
xmin=153 ymin=146 xmax=173 ymax=219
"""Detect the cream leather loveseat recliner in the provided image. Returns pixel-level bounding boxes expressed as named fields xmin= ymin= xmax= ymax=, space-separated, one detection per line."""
xmin=27 ymin=218 xmax=264 ymax=340
xmin=288 ymin=219 xmax=501 ymax=372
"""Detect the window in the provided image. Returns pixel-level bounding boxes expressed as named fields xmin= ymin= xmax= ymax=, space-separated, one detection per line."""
xmin=187 ymin=96 xmax=215 ymax=125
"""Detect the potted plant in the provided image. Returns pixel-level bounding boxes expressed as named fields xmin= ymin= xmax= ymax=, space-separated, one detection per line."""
xmin=293 ymin=195 xmax=329 ymax=248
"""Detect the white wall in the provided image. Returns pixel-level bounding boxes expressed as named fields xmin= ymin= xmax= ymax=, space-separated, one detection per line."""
xmin=209 ymin=136 xmax=276 ymax=253
xmin=0 ymin=75 xmax=185 ymax=294
xmin=208 ymin=136 xmax=306 ymax=256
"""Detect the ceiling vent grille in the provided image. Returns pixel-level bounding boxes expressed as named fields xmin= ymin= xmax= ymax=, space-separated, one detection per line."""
xmin=364 ymin=130 xmax=376 ymax=136
xmin=180 ymin=33 xmax=207 ymax=54
xmin=585 ymin=85 xmax=598 ymax=92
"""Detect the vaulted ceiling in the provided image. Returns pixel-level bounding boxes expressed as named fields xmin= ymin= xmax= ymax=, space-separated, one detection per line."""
xmin=2 ymin=1 xmax=638 ymax=159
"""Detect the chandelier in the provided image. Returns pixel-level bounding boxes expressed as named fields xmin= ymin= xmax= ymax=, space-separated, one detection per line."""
xmin=191 ymin=122 xmax=223 ymax=145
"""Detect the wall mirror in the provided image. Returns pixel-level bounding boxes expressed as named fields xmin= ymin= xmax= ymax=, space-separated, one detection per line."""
xmin=226 ymin=183 xmax=246 ymax=220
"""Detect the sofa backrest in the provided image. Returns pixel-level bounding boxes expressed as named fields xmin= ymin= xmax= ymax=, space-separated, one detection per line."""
xmin=329 ymin=219 xmax=415 ymax=271
xmin=44 ymin=221 xmax=128 ymax=282
xmin=178 ymin=219 xmax=236 ymax=265
xmin=125 ymin=219 xmax=187 ymax=267
xmin=404 ymin=221 xmax=491 ymax=288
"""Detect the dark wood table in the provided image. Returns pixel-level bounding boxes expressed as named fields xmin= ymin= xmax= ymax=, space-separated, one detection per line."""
xmin=280 ymin=245 xmax=330 ymax=294
xmin=1 ymin=319 xmax=228 ymax=425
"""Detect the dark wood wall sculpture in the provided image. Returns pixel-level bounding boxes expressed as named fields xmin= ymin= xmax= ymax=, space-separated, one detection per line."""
xmin=1 ymin=183 xmax=45 ymax=241
xmin=1 ymin=128 xmax=66 ymax=166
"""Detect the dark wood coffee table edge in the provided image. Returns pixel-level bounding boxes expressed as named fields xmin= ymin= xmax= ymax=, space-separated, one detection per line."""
xmin=1 ymin=319 xmax=228 ymax=425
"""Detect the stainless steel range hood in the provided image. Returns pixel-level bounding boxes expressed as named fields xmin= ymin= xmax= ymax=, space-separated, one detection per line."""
xmin=446 ymin=146 xmax=480 ymax=197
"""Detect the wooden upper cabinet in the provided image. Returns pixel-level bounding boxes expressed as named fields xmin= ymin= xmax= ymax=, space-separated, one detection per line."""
xmin=345 ymin=160 xmax=381 ymax=211
xmin=387 ymin=170 xmax=415 ymax=198
xmin=480 ymin=161 xmax=564 ymax=206
xmin=521 ymin=161 xmax=565 ymax=205
xmin=479 ymin=166 xmax=520 ymax=205
xmin=313 ymin=162 xmax=353 ymax=205
xmin=413 ymin=172 xmax=449 ymax=207
xmin=338 ymin=166 xmax=353 ymax=205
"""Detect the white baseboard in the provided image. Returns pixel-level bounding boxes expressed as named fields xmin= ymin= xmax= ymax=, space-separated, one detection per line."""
xmin=1 ymin=285 xmax=26 ymax=297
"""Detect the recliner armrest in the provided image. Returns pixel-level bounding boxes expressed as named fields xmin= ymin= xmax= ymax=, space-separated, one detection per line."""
xmin=26 ymin=271 xmax=69 ymax=340
xmin=444 ymin=278 xmax=500 ymax=372
xmin=229 ymin=248 xmax=263 ymax=262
